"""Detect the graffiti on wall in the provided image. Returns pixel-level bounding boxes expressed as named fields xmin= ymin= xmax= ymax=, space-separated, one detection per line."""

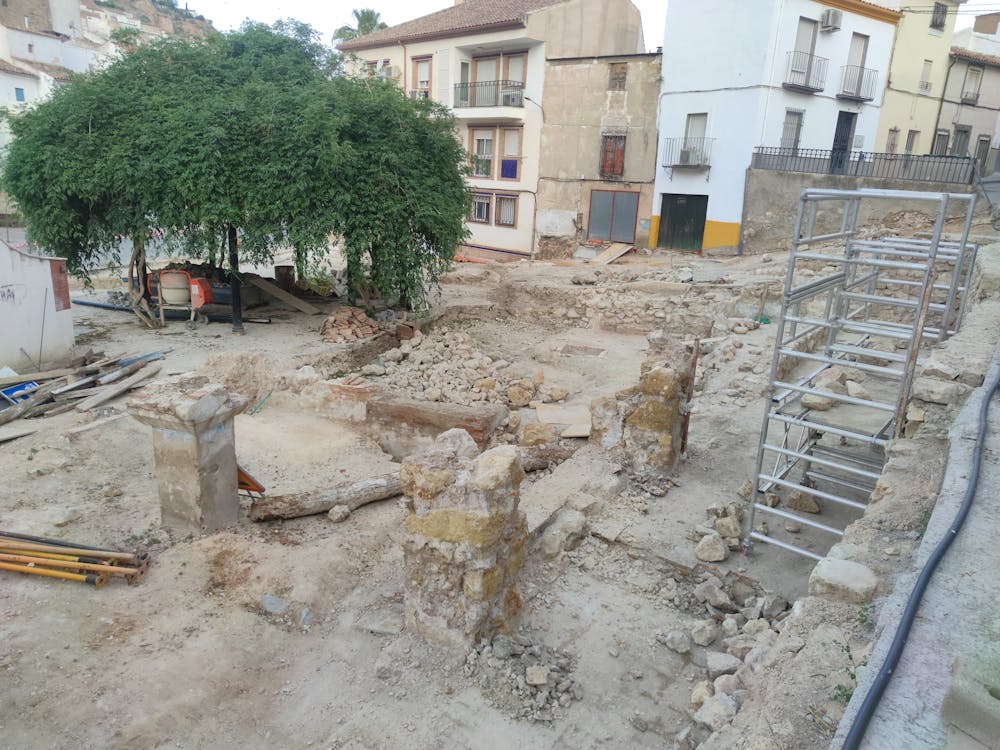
xmin=0 ymin=283 xmax=28 ymax=305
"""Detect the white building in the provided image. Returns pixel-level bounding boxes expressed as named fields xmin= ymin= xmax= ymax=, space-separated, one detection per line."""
xmin=0 ymin=240 xmax=74 ymax=370
xmin=652 ymin=0 xmax=900 ymax=252
xmin=339 ymin=0 xmax=645 ymax=259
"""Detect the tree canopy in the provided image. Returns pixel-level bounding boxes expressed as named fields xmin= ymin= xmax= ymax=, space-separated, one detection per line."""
xmin=2 ymin=22 xmax=468 ymax=309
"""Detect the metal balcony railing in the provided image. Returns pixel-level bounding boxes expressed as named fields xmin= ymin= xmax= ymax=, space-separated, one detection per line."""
xmin=453 ymin=80 xmax=524 ymax=108
xmin=837 ymin=65 xmax=878 ymax=101
xmin=961 ymin=90 xmax=980 ymax=105
xmin=409 ymin=89 xmax=431 ymax=100
xmin=783 ymin=50 xmax=828 ymax=92
xmin=662 ymin=137 xmax=714 ymax=168
xmin=751 ymin=146 xmax=976 ymax=185
xmin=918 ymin=80 xmax=932 ymax=94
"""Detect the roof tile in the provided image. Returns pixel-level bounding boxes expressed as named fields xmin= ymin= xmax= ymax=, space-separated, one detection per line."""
xmin=338 ymin=0 xmax=568 ymax=51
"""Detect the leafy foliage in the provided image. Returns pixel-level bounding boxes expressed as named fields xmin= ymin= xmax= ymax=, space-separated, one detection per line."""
xmin=333 ymin=9 xmax=388 ymax=43
xmin=2 ymin=23 xmax=468 ymax=307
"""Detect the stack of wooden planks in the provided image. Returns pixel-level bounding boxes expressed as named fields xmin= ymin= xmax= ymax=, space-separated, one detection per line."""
xmin=0 ymin=349 xmax=168 ymax=426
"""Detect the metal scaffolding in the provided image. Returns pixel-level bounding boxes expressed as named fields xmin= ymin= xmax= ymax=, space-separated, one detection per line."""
xmin=743 ymin=188 xmax=978 ymax=561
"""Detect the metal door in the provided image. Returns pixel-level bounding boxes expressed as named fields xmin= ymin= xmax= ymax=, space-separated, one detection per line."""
xmin=588 ymin=190 xmax=639 ymax=243
xmin=657 ymin=193 xmax=707 ymax=251
xmin=830 ymin=111 xmax=856 ymax=174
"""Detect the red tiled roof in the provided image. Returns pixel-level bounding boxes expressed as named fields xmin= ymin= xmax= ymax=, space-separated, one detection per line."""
xmin=951 ymin=46 xmax=1000 ymax=68
xmin=0 ymin=58 xmax=38 ymax=78
xmin=337 ymin=0 xmax=568 ymax=51
xmin=14 ymin=58 xmax=72 ymax=81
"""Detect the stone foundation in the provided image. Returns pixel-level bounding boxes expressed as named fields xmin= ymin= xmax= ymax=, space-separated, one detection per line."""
xmin=401 ymin=429 xmax=527 ymax=647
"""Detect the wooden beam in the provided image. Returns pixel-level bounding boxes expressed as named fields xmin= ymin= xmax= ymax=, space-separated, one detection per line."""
xmin=75 ymin=364 xmax=161 ymax=412
xmin=246 ymin=276 xmax=323 ymax=315
xmin=0 ymin=368 xmax=77 ymax=388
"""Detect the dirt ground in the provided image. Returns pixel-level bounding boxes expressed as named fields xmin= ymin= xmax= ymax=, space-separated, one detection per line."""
xmin=2 ymin=233 xmax=987 ymax=749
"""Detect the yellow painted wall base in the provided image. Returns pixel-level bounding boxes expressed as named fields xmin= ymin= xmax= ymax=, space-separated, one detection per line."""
xmin=702 ymin=220 xmax=740 ymax=249
xmin=647 ymin=215 xmax=660 ymax=249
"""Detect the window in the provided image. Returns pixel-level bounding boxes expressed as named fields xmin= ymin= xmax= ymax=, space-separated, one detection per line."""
xmin=905 ymin=129 xmax=920 ymax=154
xmin=963 ymin=68 xmax=982 ymax=103
xmin=27 ymin=43 xmax=33 ymax=54
xmin=14 ymin=87 xmax=24 ymax=102
xmin=495 ymin=195 xmax=517 ymax=227
xmin=600 ymin=133 xmax=627 ymax=179
xmin=781 ymin=110 xmax=804 ymax=150
xmin=886 ymin=127 xmax=899 ymax=154
xmin=952 ymin=126 xmax=971 ymax=157
xmin=932 ymin=130 xmax=950 ymax=156
xmin=500 ymin=128 xmax=521 ymax=179
xmin=365 ymin=59 xmax=391 ymax=76
xmin=472 ymin=129 xmax=494 ymax=177
xmin=919 ymin=60 xmax=933 ymax=93
xmin=930 ymin=2 xmax=947 ymax=30
xmin=470 ymin=193 xmax=491 ymax=223
xmin=608 ymin=62 xmax=627 ymax=91
xmin=412 ymin=56 xmax=431 ymax=98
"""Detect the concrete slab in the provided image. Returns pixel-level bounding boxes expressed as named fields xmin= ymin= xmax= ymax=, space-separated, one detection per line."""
xmin=834 ymin=345 xmax=1000 ymax=750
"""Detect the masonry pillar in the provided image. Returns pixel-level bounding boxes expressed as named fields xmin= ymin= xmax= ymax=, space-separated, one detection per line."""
xmin=400 ymin=429 xmax=528 ymax=647
xmin=127 ymin=375 xmax=248 ymax=535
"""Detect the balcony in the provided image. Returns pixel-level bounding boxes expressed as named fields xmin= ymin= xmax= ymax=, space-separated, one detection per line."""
xmin=783 ymin=50 xmax=828 ymax=93
xmin=409 ymin=89 xmax=430 ymax=101
xmin=918 ymin=80 xmax=932 ymax=95
xmin=961 ymin=90 xmax=980 ymax=105
xmin=454 ymin=80 xmax=524 ymax=107
xmin=662 ymin=137 xmax=714 ymax=169
xmin=751 ymin=147 xmax=976 ymax=185
xmin=837 ymin=65 xmax=878 ymax=101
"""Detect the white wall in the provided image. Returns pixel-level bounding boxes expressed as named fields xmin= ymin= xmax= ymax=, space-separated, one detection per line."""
xmin=0 ymin=242 xmax=75 ymax=371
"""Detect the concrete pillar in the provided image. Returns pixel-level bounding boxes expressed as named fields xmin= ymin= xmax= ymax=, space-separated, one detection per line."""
xmin=400 ymin=429 xmax=527 ymax=647
xmin=127 ymin=376 xmax=248 ymax=535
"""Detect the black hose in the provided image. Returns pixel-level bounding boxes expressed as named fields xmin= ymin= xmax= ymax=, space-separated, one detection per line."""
xmin=71 ymin=298 xmax=270 ymax=324
xmin=842 ymin=365 xmax=1000 ymax=749
xmin=0 ymin=530 xmax=117 ymax=553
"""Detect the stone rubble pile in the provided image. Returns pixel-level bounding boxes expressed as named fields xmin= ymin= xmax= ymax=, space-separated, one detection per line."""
xmin=320 ymin=306 xmax=381 ymax=343
xmin=654 ymin=569 xmax=791 ymax=738
xmin=690 ymin=502 xmax=747 ymax=563
xmin=362 ymin=329 xmax=569 ymax=408
xmin=464 ymin=633 xmax=582 ymax=723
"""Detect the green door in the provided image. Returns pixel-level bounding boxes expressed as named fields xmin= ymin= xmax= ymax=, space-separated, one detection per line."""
xmin=658 ymin=194 xmax=707 ymax=251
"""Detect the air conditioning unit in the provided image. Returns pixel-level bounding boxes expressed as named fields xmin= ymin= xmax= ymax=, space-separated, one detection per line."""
xmin=821 ymin=9 xmax=842 ymax=31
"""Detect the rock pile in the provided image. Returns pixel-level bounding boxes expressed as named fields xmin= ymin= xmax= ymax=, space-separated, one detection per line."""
xmin=691 ymin=502 xmax=747 ymax=562
xmin=464 ymin=633 xmax=582 ymax=723
xmin=320 ymin=306 xmax=381 ymax=343
xmin=363 ymin=329 xmax=568 ymax=408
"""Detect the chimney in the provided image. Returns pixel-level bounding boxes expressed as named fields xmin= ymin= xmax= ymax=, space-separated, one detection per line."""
xmin=973 ymin=12 xmax=1000 ymax=35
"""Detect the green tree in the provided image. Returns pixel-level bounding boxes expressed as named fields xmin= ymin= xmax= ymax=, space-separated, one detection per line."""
xmin=333 ymin=8 xmax=387 ymax=43
xmin=2 ymin=23 xmax=468 ymax=312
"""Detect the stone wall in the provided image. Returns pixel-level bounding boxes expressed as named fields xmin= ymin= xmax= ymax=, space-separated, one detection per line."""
xmin=401 ymin=430 xmax=528 ymax=647
xmin=740 ymin=168 xmax=977 ymax=255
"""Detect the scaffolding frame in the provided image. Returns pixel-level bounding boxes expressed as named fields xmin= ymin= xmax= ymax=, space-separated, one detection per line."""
xmin=743 ymin=188 xmax=977 ymax=561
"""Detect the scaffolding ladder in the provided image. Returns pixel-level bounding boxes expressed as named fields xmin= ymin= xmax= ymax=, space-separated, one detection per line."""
xmin=743 ymin=188 xmax=977 ymax=560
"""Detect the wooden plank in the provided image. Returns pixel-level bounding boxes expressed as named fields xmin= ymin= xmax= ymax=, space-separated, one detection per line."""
xmin=246 ymin=276 xmax=323 ymax=315
xmin=75 ymin=363 xmax=161 ymax=412
xmin=0 ymin=427 xmax=36 ymax=444
xmin=590 ymin=243 xmax=634 ymax=266
xmin=0 ymin=378 xmax=67 ymax=426
xmin=0 ymin=368 xmax=77 ymax=388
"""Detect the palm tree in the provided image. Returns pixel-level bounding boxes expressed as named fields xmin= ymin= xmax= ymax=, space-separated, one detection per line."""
xmin=334 ymin=9 xmax=388 ymax=43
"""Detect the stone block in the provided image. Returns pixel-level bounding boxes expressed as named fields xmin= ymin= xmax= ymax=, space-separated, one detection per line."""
xmin=942 ymin=648 xmax=1000 ymax=749
xmin=519 ymin=422 xmax=558 ymax=447
xmin=366 ymin=396 xmax=507 ymax=459
xmin=706 ymin=651 xmax=742 ymax=679
xmin=127 ymin=376 xmax=247 ymax=535
xmin=808 ymin=558 xmax=878 ymax=604
xmin=589 ymin=396 xmax=623 ymax=449
xmin=912 ymin=377 xmax=973 ymax=405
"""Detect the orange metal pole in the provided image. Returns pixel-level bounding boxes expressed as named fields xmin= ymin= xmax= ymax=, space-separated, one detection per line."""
xmin=0 ymin=540 xmax=137 ymax=563
xmin=0 ymin=553 xmax=140 ymax=577
xmin=0 ymin=561 xmax=106 ymax=587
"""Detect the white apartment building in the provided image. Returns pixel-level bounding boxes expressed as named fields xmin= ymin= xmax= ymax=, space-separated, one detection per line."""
xmin=652 ymin=0 xmax=899 ymax=252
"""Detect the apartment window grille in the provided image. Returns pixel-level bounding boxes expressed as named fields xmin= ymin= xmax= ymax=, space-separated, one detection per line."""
xmin=608 ymin=63 xmax=627 ymax=91
xmin=495 ymin=195 xmax=517 ymax=227
xmin=930 ymin=2 xmax=947 ymax=30
xmin=600 ymin=133 xmax=626 ymax=178
xmin=470 ymin=193 xmax=491 ymax=223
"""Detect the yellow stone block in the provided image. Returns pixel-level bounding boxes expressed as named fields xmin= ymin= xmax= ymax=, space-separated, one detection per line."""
xmin=625 ymin=399 xmax=676 ymax=432
xmin=400 ymin=462 xmax=455 ymax=500
xmin=405 ymin=509 xmax=507 ymax=547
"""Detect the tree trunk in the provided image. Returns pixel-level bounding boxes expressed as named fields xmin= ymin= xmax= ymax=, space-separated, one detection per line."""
xmin=249 ymin=473 xmax=402 ymax=521
xmin=248 ymin=444 xmax=578 ymax=522
xmin=228 ymin=224 xmax=244 ymax=334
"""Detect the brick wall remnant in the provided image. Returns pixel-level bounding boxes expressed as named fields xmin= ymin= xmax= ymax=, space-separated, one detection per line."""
xmin=401 ymin=429 xmax=528 ymax=647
